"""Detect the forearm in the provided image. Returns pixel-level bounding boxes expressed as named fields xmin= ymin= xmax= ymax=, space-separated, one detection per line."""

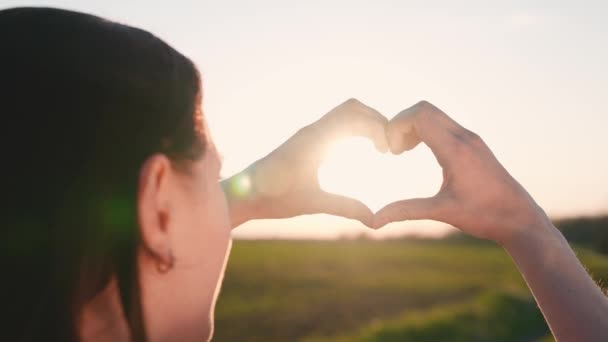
xmin=502 ymin=219 xmax=608 ymax=342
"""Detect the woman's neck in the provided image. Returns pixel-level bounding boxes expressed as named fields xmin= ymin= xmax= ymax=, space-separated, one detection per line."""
xmin=79 ymin=278 xmax=130 ymax=342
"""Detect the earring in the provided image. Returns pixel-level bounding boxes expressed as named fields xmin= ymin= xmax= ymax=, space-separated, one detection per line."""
xmin=156 ymin=251 xmax=175 ymax=274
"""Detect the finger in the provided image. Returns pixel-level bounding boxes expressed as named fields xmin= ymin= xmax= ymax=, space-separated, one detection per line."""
xmin=389 ymin=125 xmax=421 ymax=153
xmin=388 ymin=101 xmax=467 ymax=165
xmin=388 ymin=101 xmax=453 ymax=156
xmin=315 ymin=191 xmax=374 ymax=228
xmin=326 ymin=98 xmax=389 ymax=153
xmin=373 ymin=196 xmax=444 ymax=229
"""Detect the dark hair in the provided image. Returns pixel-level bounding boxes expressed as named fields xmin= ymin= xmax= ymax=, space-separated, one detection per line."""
xmin=0 ymin=7 xmax=206 ymax=341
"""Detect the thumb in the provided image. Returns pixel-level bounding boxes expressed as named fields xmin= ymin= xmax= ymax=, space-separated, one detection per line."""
xmin=315 ymin=192 xmax=374 ymax=228
xmin=373 ymin=197 xmax=444 ymax=229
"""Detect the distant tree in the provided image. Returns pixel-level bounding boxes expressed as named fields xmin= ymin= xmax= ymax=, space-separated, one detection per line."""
xmin=554 ymin=216 xmax=608 ymax=254
xmin=440 ymin=216 xmax=608 ymax=254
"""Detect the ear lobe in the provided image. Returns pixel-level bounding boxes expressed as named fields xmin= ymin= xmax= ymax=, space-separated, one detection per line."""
xmin=136 ymin=154 xmax=174 ymax=266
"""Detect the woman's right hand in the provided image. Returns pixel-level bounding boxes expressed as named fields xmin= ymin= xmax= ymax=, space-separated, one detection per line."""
xmin=375 ymin=101 xmax=608 ymax=342
xmin=373 ymin=101 xmax=550 ymax=246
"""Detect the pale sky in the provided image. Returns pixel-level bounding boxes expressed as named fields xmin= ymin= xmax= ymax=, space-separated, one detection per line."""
xmin=4 ymin=0 xmax=608 ymax=238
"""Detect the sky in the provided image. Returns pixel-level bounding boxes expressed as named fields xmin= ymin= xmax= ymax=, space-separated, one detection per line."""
xmin=3 ymin=0 xmax=608 ymax=239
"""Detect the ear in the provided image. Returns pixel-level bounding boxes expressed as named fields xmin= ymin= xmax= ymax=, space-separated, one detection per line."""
xmin=137 ymin=154 xmax=174 ymax=267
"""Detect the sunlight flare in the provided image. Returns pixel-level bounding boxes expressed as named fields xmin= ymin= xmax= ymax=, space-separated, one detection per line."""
xmin=318 ymin=137 xmax=443 ymax=212
xmin=226 ymin=172 xmax=252 ymax=199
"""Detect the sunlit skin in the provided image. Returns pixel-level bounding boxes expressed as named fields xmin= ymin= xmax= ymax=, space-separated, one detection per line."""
xmin=374 ymin=100 xmax=546 ymax=243
xmin=81 ymin=98 xmax=608 ymax=341
xmin=226 ymin=99 xmax=608 ymax=342
xmin=223 ymin=98 xmax=388 ymax=228
xmin=81 ymin=142 xmax=232 ymax=341
xmin=374 ymin=101 xmax=608 ymax=342
xmin=80 ymin=99 xmax=388 ymax=341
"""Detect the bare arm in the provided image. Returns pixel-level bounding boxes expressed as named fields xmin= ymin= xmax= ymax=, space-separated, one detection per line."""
xmin=374 ymin=100 xmax=608 ymax=341
xmin=504 ymin=220 xmax=608 ymax=341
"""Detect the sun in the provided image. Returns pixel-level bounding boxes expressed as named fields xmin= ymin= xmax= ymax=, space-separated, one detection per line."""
xmin=318 ymin=137 xmax=442 ymax=212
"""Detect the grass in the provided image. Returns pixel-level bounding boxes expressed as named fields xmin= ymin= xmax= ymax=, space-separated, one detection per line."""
xmin=213 ymin=239 xmax=608 ymax=341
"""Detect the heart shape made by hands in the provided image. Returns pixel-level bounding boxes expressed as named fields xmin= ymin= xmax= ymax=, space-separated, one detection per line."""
xmin=318 ymin=137 xmax=443 ymax=213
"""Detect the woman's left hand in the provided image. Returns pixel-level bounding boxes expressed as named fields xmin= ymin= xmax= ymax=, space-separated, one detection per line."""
xmin=222 ymin=99 xmax=388 ymax=228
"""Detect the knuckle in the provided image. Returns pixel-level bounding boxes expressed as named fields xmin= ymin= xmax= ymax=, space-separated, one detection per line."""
xmin=417 ymin=100 xmax=431 ymax=108
xmin=333 ymin=98 xmax=361 ymax=118
xmin=416 ymin=100 xmax=436 ymax=112
xmin=344 ymin=98 xmax=360 ymax=107
xmin=412 ymin=100 xmax=436 ymax=122
xmin=463 ymin=129 xmax=484 ymax=146
xmin=451 ymin=128 xmax=483 ymax=147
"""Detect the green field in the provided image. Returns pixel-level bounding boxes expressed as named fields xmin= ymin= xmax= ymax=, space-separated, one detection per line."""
xmin=214 ymin=239 xmax=608 ymax=341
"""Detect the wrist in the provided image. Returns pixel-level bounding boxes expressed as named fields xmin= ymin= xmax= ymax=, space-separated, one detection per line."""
xmin=222 ymin=171 xmax=264 ymax=228
xmin=500 ymin=213 xmax=564 ymax=263
xmin=495 ymin=200 xmax=551 ymax=246
xmin=228 ymin=196 xmax=261 ymax=228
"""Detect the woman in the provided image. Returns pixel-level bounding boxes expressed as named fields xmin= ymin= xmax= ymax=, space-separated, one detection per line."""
xmin=1 ymin=7 xmax=606 ymax=342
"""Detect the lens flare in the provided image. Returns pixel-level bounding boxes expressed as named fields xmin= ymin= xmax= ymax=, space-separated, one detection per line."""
xmin=227 ymin=172 xmax=252 ymax=199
